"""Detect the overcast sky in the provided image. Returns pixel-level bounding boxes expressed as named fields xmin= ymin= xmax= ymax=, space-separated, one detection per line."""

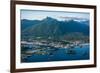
xmin=21 ymin=9 xmax=90 ymax=21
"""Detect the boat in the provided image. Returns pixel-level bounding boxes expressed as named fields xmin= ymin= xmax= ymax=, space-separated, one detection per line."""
xmin=66 ymin=49 xmax=76 ymax=55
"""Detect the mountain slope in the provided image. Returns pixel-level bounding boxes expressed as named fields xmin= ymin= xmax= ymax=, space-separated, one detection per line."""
xmin=21 ymin=17 xmax=89 ymax=40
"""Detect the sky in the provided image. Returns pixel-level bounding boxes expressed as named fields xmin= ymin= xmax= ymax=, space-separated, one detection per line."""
xmin=20 ymin=9 xmax=90 ymax=21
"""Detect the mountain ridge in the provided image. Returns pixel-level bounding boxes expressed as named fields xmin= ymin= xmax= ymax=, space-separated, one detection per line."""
xmin=21 ymin=17 xmax=89 ymax=41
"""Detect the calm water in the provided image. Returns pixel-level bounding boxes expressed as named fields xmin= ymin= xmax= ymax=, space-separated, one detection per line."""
xmin=21 ymin=45 xmax=89 ymax=63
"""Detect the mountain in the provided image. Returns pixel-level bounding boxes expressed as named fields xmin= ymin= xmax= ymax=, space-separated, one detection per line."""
xmin=21 ymin=17 xmax=89 ymax=40
xmin=21 ymin=19 xmax=40 ymax=30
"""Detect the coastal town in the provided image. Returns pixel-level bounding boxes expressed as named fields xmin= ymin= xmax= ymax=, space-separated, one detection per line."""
xmin=21 ymin=40 xmax=84 ymax=49
xmin=21 ymin=39 xmax=88 ymax=55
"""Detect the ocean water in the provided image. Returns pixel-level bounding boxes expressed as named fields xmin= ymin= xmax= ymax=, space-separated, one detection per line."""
xmin=21 ymin=45 xmax=89 ymax=62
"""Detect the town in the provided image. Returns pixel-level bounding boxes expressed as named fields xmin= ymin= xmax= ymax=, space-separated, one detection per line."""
xmin=21 ymin=39 xmax=85 ymax=49
xmin=21 ymin=39 xmax=88 ymax=54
